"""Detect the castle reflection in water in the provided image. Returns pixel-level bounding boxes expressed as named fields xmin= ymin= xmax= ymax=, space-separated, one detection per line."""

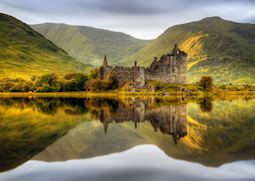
xmin=98 ymin=98 xmax=187 ymax=144
xmin=0 ymin=97 xmax=190 ymax=144
xmin=0 ymin=97 xmax=197 ymax=145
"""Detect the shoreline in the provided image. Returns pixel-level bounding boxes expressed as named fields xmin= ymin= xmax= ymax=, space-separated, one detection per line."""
xmin=0 ymin=91 xmax=177 ymax=98
xmin=1 ymin=91 xmax=255 ymax=99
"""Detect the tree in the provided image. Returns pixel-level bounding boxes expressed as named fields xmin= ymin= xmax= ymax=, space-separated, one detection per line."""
xmin=62 ymin=73 xmax=88 ymax=91
xmin=89 ymin=68 xmax=99 ymax=79
xmin=33 ymin=73 xmax=62 ymax=92
xmin=199 ymin=76 xmax=213 ymax=91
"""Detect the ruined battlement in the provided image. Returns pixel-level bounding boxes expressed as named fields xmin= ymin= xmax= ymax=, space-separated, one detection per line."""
xmin=99 ymin=44 xmax=187 ymax=88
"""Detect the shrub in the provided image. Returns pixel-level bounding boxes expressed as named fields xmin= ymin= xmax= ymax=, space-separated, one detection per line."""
xmin=86 ymin=74 xmax=118 ymax=91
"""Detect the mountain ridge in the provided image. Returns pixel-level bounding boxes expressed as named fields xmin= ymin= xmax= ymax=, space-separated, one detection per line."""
xmin=31 ymin=23 xmax=150 ymax=66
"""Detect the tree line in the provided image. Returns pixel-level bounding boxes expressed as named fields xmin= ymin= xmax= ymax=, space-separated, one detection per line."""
xmin=0 ymin=69 xmax=118 ymax=92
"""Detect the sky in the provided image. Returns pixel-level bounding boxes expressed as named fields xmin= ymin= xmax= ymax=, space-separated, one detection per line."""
xmin=1 ymin=0 xmax=255 ymax=39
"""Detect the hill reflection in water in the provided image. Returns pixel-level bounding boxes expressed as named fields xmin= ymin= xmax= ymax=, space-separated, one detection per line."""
xmin=0 ymin=97 xmax=255 ymax=173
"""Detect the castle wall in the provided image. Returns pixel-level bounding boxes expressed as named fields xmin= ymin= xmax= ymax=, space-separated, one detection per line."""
xmin=101 ymin=66 xmax=145 ymax=87
xmin=112 ymin=66 xmax=135 ymax=86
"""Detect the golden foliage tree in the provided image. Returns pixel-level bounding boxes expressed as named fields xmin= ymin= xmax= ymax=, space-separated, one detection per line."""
xmin=199 ymin=76 xmax=213 ymax=91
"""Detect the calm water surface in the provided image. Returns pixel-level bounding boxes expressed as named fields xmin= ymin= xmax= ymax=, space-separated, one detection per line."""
xmin=0 ymin=97 xmax=255 ymax=181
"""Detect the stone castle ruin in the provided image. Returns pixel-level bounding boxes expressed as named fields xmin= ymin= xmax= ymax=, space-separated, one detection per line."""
xmin=99 ymin=44 xmax=187 ymax=88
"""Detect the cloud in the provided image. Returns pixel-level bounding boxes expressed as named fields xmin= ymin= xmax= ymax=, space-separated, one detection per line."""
xmin=72 ymin=0 xmax=255 ymax=15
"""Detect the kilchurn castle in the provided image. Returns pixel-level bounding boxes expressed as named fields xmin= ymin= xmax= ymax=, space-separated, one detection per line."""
xmin=99 ymin=44 xmax=187 ymax=88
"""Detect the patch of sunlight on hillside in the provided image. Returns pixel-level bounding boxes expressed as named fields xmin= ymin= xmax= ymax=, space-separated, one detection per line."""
xmin=180 ymin=32 xmax=208 ymax=57
xmin=187 ymin=57 xmax=207 ymax=70
xmin=180 ymin=32 xmax=209 ymax=70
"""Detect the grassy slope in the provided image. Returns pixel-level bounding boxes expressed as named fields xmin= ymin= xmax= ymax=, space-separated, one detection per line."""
xmin=32 ymin=23 xmax=149 ymax=66
xmin=0 ymin=13 xmax=89 ymax=79
xmin=120 ymin=17 xmax=255 ymax=84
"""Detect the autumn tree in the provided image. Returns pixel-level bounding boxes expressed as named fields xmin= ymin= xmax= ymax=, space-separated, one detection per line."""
xmin=86 ymin=73 xmax=118 ymax=91
xmin=199 ymin=76 xmax=213 ymax=91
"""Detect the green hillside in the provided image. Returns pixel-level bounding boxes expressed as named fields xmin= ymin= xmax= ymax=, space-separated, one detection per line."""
xmin=0 ymin=13 xmax=88 ymax=79
xmin=120 ymin=17 xmax=255 ymax=84
xmin=32 ymin=23 xmax=149 ymax=66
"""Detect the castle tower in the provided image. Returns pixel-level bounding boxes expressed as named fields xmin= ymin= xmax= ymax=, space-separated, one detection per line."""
xmin=99 ymin=56 xmax=110 ymax=80
xmin=170 ymin=44 xmax=187 ymax=84
xmin=172 ymin=44 xmax=180 ymax=55
xmin=103 ymin=55 xmax=108 ymax=67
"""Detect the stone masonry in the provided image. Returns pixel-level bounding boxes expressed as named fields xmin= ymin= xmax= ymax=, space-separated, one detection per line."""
xmin=99 ymin=44 xmax=187 ymax=87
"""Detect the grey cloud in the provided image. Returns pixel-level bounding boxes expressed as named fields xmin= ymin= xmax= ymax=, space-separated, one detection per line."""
xmin=71 ymin=0 xmax=169 ymax=15
xmin=2 ymin=0 xmax=255 ymax=16
xmin=99 ymin=1 xmax=163 ymax=15
xmin=71 ymin=0 xmax=255 ymax=15
xmin=1 ymin=0 xmax=68 ymax=14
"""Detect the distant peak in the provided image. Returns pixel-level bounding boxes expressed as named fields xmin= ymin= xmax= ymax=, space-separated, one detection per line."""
xmin=202 ymin=16 xmax=225 ymax=21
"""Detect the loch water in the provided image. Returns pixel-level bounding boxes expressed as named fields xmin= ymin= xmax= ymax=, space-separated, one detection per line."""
xmin=0 ymin=97 xmax=255 ymax=181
